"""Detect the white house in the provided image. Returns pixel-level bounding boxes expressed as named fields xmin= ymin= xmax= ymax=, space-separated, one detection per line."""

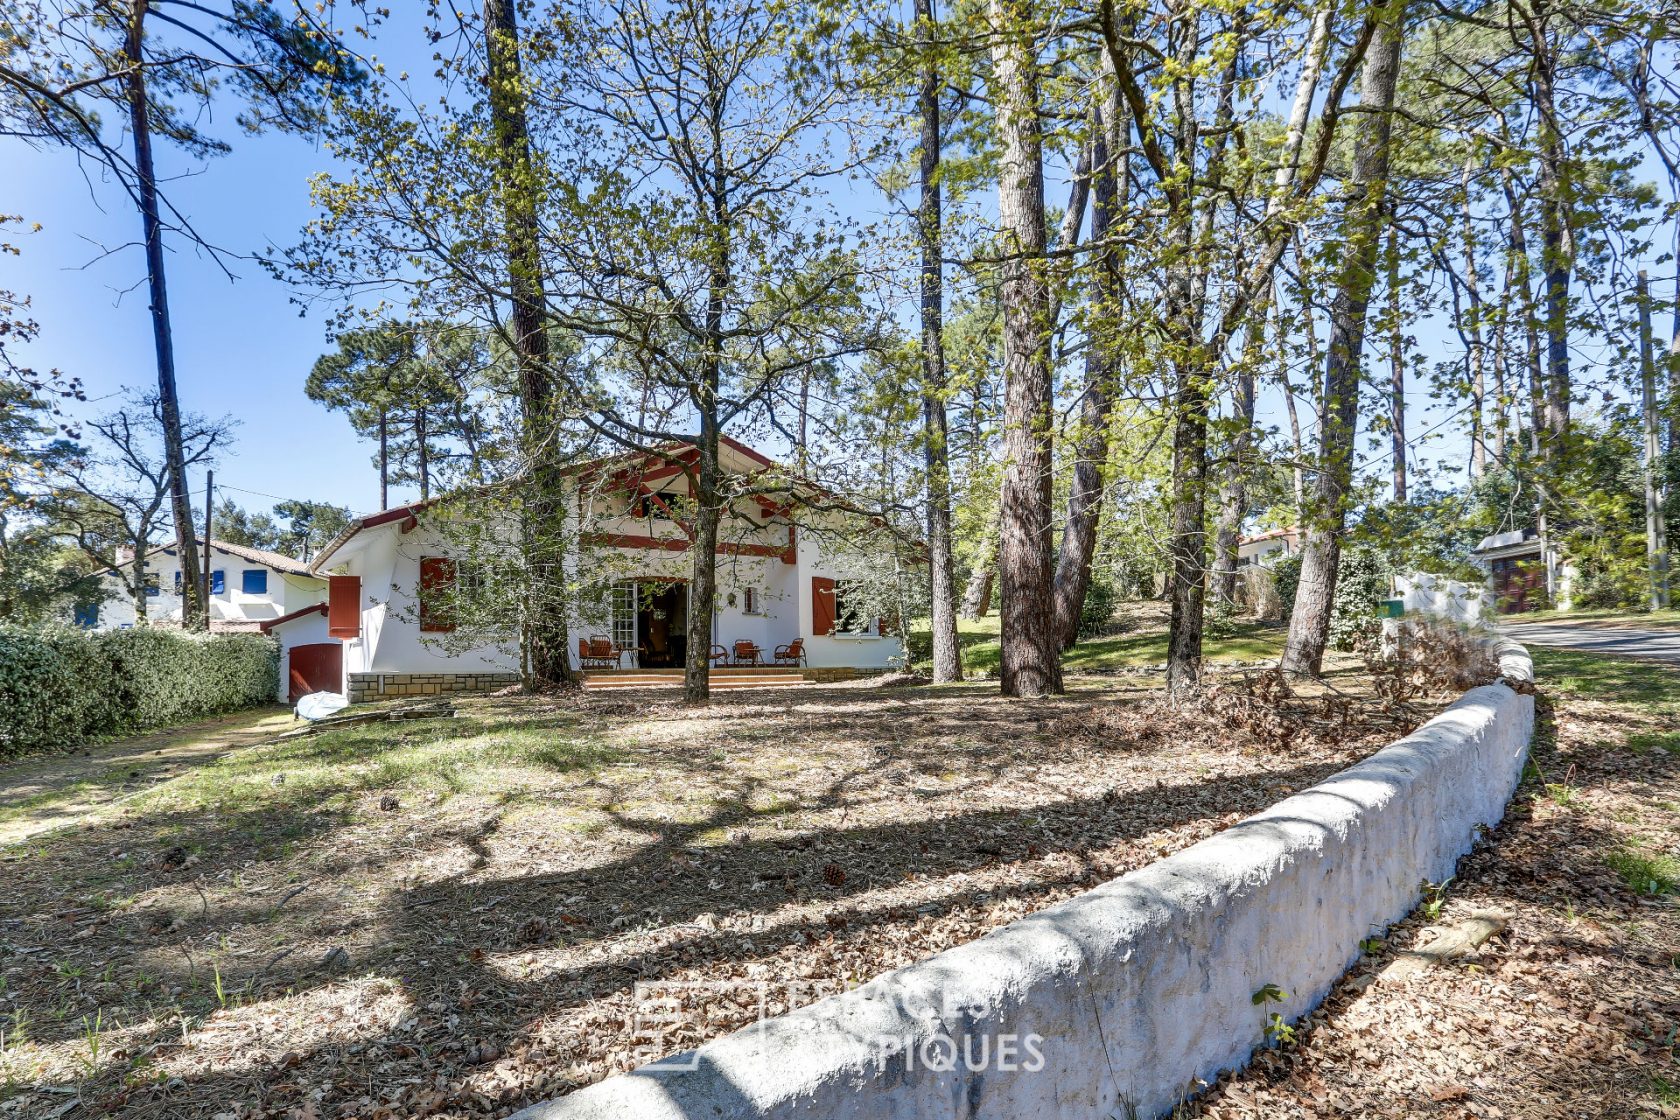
xmin=1237 ymin=526 xmax=1302 ymax=567
xmin=76 ymin=537 xmax=328 ymax=633
xmin=278 ymin=437 xmax=907 ymax=703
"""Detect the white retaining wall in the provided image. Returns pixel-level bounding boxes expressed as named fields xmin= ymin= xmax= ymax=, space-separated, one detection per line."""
xmin=513 ymin=643 xmax=1536 ymax=1120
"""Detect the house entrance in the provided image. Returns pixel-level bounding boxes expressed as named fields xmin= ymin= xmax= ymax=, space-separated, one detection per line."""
xmin=637 ymin=582 xmax=689 ymax=668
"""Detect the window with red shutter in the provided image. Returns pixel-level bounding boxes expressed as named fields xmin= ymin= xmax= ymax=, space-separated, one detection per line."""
xmin=811 ymin=576 xmax=836 ymax=635
xmin=327 ymin=575 xmax=361 ymax=639
xmin=419 ymin=557 xmax=457 ymax=632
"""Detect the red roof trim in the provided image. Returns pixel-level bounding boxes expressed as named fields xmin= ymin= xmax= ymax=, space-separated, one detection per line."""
xmin=258 ymin=602 xmax=328 ymax=634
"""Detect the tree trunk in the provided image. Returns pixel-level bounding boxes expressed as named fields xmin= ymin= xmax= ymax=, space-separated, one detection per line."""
xmin=1387 ymin=225 xmax=1406 ymax=501
xmin=124 ymin=2 xmax=202 ymax=631
xmin=1280 ymin=0 xmax=1406 ymax=676
xmin=486 ymin=0 xmax=569 ymax=685
xmin=131 ymin=542 xmax=148 ymax=624
xmin=989 ymin=0 xmax=1062 ymax=697
xmin=1208 ymin=8 xmax=1331 ymax=605
xmin=1529 ymin=28 xmax=1572 ymax=438
xmin=916 ymin=0 xmax=962 ymax=683
xmin=1051 ymin=91 xmax=1126 ymax=649
xmin=416 ymin=406 xmax=430 ymax=500
xmin=378 ymin=408 xmax=389 ymax=510
xmin=960 ymin=528 xmax=997 ymax=620
xmin=1460 ymin=154 xmax=1489 ymax=477
xmin=684 ymin=426 xmax=722 ymax=706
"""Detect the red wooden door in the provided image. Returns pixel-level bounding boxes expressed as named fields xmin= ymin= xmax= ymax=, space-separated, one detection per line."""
xmin=287 ymin=643 xmax=343 ymax=702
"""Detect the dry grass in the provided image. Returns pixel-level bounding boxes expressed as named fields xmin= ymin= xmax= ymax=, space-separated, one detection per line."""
xmin=0 ymin=666 xmax=1434 ymax=1120
xmin=1183 ymin=647 xmax=1680 ymax=1120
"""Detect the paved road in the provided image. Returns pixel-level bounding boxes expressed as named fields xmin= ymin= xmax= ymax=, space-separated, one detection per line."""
xmin=1500 ymin=622 xmax=1680 ymax=666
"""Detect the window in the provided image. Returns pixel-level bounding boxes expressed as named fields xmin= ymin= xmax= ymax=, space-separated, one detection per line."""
xmin=72 ymin=602 xmax=99 ymax=629
xmin=173 ymin=570 xmax=182 ymax=595
xmin=741 ymin=586 xmax=758 ymax=615
xmin=611 ymin=581 xmax=637 ymax=651
xmin=418 ymin=556 xmax=457 ymax=632
xmin=631 ymin=491 xmax=675 ymax=521
xmin=210 ymin=570 xmax=225 ymax=595
xmin=832 ymin=580 xmax=869 ymax=635
xmin=241 ymin=569 xmax=268 ymax=595
xmin=143 ymin=573 xmax=161 ymax=598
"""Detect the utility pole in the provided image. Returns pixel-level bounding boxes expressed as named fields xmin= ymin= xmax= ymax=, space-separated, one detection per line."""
xmin=1641 ymin=271 xmax=1670 ymax=609
xmin=201 ymin=470 xmax=215 ymax=629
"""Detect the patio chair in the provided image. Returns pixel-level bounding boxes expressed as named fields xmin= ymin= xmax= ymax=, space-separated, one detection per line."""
xmin=772 ymin=638 xmax=806 ymax=668
xmin=710 ymin=644 xmax=731 ymax=666
xmin=731 ymin=639 xmax=762 ymax=667
xmin=579 ymin=636 xmax=618 ymax=670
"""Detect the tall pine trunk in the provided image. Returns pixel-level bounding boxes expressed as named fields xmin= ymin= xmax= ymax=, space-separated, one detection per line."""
xmin=1387 ymin=226 xmax=1406 ymax=501
xmin=917 ymin=0 xmax=962 ymax=683
xmin=124 ymin=2 xmax=203 ymax=631
xmin=1051 ymin=79 xmax=1126 ymax=649
xmin=486 ymin=0 xmax=570 ymax=685
xmin=1280 ymin=0 xmax=1406 ymax=676
xmin=989 ymin=0 xmax=1062 ymax=697
xmin=1210 ymin=8 xmax=1331 ymax=601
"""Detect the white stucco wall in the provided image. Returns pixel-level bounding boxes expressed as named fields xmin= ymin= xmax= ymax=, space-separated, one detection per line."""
xmin=79 ymin=546 xmax=325 ymax=630
xmin=1397 ymin=572 xmax=1494 ymax=625
xmin=511 ymin=643 xmax=1535 ymax=1120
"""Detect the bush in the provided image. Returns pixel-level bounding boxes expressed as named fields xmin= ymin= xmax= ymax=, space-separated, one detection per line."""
xmin=1078 ymin=574 xmax=1120 ymax=638
xmin=1268 ymin=545 xmax=1391 ymax=651
xmin=0 ymin=626 xmax=278 ymax=760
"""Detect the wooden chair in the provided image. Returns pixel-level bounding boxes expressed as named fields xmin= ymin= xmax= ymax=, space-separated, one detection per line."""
xmin=731 ymin=639 xmax=761 ymax=667
xmin=772 ymin=638 xmax=806 ymax=668
xmin=579 ymin=636 xmax=617 ymax=670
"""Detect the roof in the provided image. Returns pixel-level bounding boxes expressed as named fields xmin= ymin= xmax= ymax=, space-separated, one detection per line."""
xmin=1239 ymin=526 xmax=1302 ymax=546
xmin=308 ymin=436 xmax=789 ymax=573
xmin=201 ymin=538 xmax=317 ymax=577
xmin=98 ymin=537 xmax=317 ymax=580
xmin=1473 ymin=528 xmax=1539 ymax=555
xmin=258 ymin=602 xmax=328 ymax=634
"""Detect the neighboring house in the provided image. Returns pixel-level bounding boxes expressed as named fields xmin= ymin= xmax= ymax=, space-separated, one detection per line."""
xmin=280 ymin=437 xmax=906 ymax=703
xmin=74 ymin=538 xmax=328 ymax=633
xmin=1237 ymin=526 xmax=1302 ymax=567
xmin=1471 ymin=528 xmax=1574 ymax=614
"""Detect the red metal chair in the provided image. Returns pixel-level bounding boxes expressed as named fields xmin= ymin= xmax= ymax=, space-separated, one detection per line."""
xmin=731 ymin=640 xmax=761 ymax=667
xmin=772 ymin=638 xmax=806 ymax=667
xmin=579 ymin=636 xmax=617 ymax=670
xmin=710 ymin=644 xmax=731 ymax=666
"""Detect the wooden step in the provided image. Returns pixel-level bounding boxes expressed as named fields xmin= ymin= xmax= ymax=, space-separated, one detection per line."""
xmin=583 ymin=671 xmax=809 ymax=691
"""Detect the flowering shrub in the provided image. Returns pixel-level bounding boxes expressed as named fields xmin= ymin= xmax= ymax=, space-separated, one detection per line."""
xmin=0 ymin=626 xmax=278 ymax=759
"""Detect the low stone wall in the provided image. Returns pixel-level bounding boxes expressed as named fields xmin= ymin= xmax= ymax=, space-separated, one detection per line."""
xmin=512 ymin=641 xmax=1536 ymax=1120
xmin=800 ymin=667 xmax=887 ymax=684
xmin=347 ymin=671 xmax=520 ymax=704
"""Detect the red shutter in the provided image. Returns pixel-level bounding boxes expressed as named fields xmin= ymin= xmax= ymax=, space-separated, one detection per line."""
xmin=811 ymin=576 xmax=836 ymax=636
xmin=418 ymin=557 xmax=457 ymax=633
xmin=327 ymin=575 xmax=361 ymax=639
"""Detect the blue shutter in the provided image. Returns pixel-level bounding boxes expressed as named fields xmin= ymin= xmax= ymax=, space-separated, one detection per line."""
xmin=241 ymin=569 xmax=268 ymax=595
xmin=211 ymin=570 xmax=225 ymax=595
xmin=72 ymin=602 xmax=98 ymax=629
xmin=173 ymin=570 xmax=182 ymax=594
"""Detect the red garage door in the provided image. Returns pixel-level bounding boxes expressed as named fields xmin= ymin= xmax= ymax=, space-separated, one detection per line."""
xmin=287 ymin=643 xmax=343 ymax=702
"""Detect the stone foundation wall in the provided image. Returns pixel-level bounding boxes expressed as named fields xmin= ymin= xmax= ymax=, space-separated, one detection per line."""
xmin=347 ymin=672 xmax=520 ymax=704
xmin=800 ymin=667 xmax=887 ymax=683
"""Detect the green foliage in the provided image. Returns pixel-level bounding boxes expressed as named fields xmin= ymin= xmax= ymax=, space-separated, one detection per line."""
xmin=1327 ymin=545 xmax=1392 ymax=651
xmin=1272 ymin=553 xmax=1303 ymax=620
xmin=0 ymin=626 xmax=277 ymax=759
xmin=1078 ymin=575 xmax=1119 ymax=639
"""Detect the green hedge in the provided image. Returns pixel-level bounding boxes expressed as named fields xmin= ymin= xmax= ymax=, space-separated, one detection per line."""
xmin=0 ymin=626 xmax=279 ymax=759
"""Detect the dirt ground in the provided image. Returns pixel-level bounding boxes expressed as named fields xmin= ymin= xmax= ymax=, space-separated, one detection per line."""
xmin=1184 ymin=649 xmax=1680 ymax=1120
xmin=0 ymin=667 xmax=1430 ymax=1120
